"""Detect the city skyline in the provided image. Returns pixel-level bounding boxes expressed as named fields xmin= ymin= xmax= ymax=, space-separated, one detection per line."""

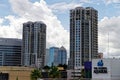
xmin=0 ymin=0 xmax=120 ymax=58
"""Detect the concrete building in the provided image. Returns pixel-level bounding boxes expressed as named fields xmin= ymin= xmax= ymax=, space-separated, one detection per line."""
xmin=0 ymin=38 xmax=21 ymax=66
xmin=92 ymin=58 xmax=120 ymax=80
xmin=67 ymin=69 xmax=82 ymax=80
xmin=22 ymin=21 xmax=46 ymax=68
xmin=0 ymin=66 xmax=34 ymax=80
xmin=69 ymin=7 xmax=98 ymax=69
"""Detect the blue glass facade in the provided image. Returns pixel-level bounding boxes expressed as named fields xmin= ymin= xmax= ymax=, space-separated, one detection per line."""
xmin=48 ymin=47 xmax=59 ymax=66
xmin=47 ymin=46 xmax=67 ymax=66
xmin=58 ymin=46 xmax=67 ymax=65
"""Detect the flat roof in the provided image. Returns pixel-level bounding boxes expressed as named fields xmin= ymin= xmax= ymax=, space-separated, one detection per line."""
xmin=0 ymin=38 xmax=22 ymax=46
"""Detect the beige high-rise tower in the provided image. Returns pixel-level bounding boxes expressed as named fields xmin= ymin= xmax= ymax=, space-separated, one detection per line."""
xmin=69 ymin=7 xmax=98 ymax=69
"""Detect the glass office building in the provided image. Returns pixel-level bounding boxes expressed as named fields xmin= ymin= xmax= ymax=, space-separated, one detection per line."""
xmin=47 ymin=46 xmax=67 ymax=66
xmin=48 ymin=47 xmax=59 ymax=66
xmin=0 ymin=38 xmax=22 ymax=66
xmin=58 ymin=46 xmax=67 ymax=65
xmin=22 ymin=21 xmax=46 ymax=68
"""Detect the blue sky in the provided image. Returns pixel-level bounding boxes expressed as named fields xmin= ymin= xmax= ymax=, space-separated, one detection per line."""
xmin=0 ymin=0 xmax=120 ymax=30
xmin=47 ymin=0 xmax=120 ymax=30
xmin=0 ymin=0 xmax=120 ymax=58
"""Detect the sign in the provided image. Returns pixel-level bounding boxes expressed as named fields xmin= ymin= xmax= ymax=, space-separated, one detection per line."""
xmin=94 ymin=60 xmax=107 ymax=74
xmin=97 ymin=60 xmax=104 ymax=67
xmin=84 ymin=61 xmax=92 ymax=70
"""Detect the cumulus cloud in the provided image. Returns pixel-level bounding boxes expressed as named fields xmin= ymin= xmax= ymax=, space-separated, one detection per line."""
xmin=103 ymin=0 xmax=120 ymax=4
xmin=0 ymin=0 xmax=69 ymax=50
xmin=1 ymin=0 xmax=120 ymax=59
xmin=49 ymin=0 xmax=93 ymax=13
xmin=1 ymin=16 xmax=27 ymax=38
xmin=0 ymin=18 xmax=4 ymax=24
xmin=98 ymin=16 xmax=120 ymax=58
xmin=49 ymin=2 xmax=82 ymax=12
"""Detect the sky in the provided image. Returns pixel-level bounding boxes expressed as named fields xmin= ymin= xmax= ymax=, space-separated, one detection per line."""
xmin=0 ymin=0 xmax=120 ymax=58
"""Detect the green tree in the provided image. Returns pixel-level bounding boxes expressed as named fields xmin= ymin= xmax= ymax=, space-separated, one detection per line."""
xmin=49 ymin=66 xmax=60 ymax=78
xmin=43 ymin=65 xmax=50 ymax=78
xmin=31 ymin=69 xmax=42 ymax=80
xmin=43 ymin=65 xmax=50 ymax=71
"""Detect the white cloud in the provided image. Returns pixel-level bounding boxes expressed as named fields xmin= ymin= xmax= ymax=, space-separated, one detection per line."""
xmin=1 ymin=0 xmax=120 ymax=59
xmin=103 ymin=0 xmax=120 ymax=4
xmin=49 ymin=0 xmax=105 ymax=13
xmin=0 ymin=0 xmax=69 ymax=51
xmin=98 ymin=16 xmax=120 ymax=58
xmin=49 ymin=2 xmax=82 ymax=13
xmin=0 ymin=15 xmax=27 ymax=38
xmin=0 ymin=18 xmax=4 ymax=24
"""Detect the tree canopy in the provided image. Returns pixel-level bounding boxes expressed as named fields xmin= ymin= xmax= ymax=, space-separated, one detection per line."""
xmin=31 ymin=69 xmax=42 ymax=80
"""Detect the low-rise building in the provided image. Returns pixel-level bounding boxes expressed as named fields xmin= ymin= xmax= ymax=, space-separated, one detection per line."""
xmin=67 ymin=69 xmax=82 ymax=80
xmin=0 ymin=38 xmax=22 ymax=66
xmin=0 ymin=66 xmax=34 ymax=80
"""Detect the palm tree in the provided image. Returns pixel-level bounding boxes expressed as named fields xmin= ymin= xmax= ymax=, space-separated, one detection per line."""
xmin=43 ymin=65 xmax=50 ymax=72
xmin=16 ymin=76 xmax=18 ymax=80
xmin=31 ymin=69 xmax=42 ymax=80
xmin=49 ymin=66 xmax=60 ymax=78
xmin=43 ymin=65 xmax=50 ymax=78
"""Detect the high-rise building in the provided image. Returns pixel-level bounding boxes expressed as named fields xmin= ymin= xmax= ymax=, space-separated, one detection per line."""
xmin=45 ymin=49 xmax=49 ymax=66
xmin=0 ymin=38 xmax=21 ymax=66
xmin=48 ymin=47 xmax=59 ymax=66
xmin=22 ymin=21 xmax=46 ymax=68
xmin=98 ymin=52 xmax=103 ymax=59
xmin=58 ymin=46 xmax=67 ymax=65
xmin=47 ymin=46 xmax=67 ymax=66
xmin=69 ymin=7 xmax=98 ymax=69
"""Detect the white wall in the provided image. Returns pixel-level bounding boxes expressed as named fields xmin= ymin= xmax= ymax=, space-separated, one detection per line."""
xmin=111 ymin=59 xmax=120 ymax=79
xmin=92 ymin=59 xmax=111 ymax=79
xmin=92 ymin=58 xmax=120 ymax=79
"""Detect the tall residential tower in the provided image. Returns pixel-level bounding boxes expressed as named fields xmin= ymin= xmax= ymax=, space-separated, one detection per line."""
xmin=69 ymin=7 xmax=98 ymax=69
xmin=22 ymin=21 xmax=46 ymax=68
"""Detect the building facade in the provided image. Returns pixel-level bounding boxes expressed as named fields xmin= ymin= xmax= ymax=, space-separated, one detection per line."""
xmin=22 ymin=21 xmax=46 ymax=68
xmin=47 ymin=46 xmax=67 ymax=66
xmin=45 ymin=49 xmax=49 ymax=66
xmin=48 ymin=47 xmax=59 ymax=66
xmin=92 ymin=59 xmax=120 ymax=80
xmin=69 ymin=7 xmax=98 ymax=69
xmin=0 ymin=38 xmax=21 ymax=66
xmin=58 ymin=46 xmax=67 ymax=65
xmin=0 ymin=66 xmax=34 ymax=80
